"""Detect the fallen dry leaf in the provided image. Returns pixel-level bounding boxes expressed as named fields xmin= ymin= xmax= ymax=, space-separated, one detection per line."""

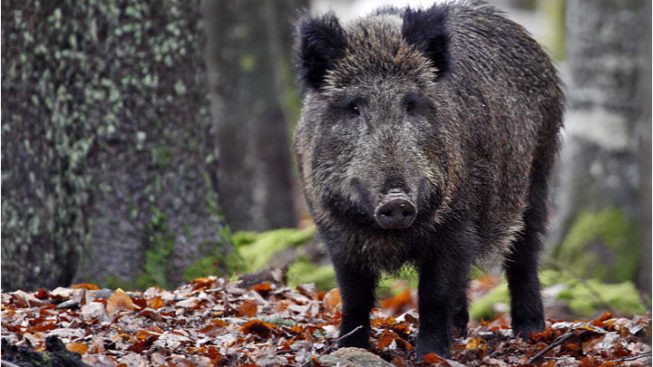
xmin=106 ymin=288 xmax=136 ymax=316
xmin=237 ymin=299 xmax=258 ymax=317
xmin=71 ymin=283 xmax=100 ymax=291
xmin=323 ymin=288 xmax=341 ymax=313
xmin=66 ymin=342 xmax=88 ymax=355
xmin=1 ymin=274 xmax=650 ymax=367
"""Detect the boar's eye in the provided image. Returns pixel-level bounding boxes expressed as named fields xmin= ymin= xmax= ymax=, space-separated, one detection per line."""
xmin=403 ymin=93 xmax=428 ymax=115
xmin=335 ymin=95 xmax=363 ymax=117
xmin=347 ymin=101 xmax=361 ymax=116
xmin=405 ymin=98 xmax=417 ymax=114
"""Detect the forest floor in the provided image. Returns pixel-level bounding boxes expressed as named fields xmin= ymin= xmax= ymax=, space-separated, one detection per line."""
xmin=1 ymin=273 xmax=651 ymax=367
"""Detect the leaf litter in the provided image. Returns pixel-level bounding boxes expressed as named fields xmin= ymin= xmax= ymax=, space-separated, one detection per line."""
xmin=1 ymin=275 xmax=650 ymax=366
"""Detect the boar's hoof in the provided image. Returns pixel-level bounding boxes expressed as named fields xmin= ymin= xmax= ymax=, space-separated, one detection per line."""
xmin=374 ymin=192 xmax=416 ymax=230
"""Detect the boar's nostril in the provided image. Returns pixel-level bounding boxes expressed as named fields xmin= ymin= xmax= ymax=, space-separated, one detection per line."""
xmin=374 ymin=195 xmax=417 ymax=230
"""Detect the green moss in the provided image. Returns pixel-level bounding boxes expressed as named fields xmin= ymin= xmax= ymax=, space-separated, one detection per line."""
xmin=556 ymin=208 xmax=639 ymax=283
xmin=377 ymin=265 xmax=419 ymax=297
xmin=470 ymin=283 xmax=510 ymax=321
xmin=236 ymin=226 xmax=315 ymax=273
xmin=183 ymin=255 xmax=222 ymax=281
xmin=182 ymin=225 xmax=240 ymax=281
xmin=104 ymin=275 xmax=136 ymax=291
xmin=135 ymin=208 xmax=176 ymax=289
xmin=557 ymin=279 xmax=645 ymax=317
xmin=469 ymin=269 xmax=646 ymax=321
xmin=287 ymin=260 xmax=336 ymax=291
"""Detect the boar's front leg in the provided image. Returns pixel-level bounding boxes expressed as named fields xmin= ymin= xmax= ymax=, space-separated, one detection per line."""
xmin=415 ymin=224 xmax=475 ymax=358
xmin=333 ymin=256 xmax=378 ymax=349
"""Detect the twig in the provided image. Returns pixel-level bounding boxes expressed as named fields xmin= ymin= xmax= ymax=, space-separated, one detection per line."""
xmin=608 ymin=352 xmax=652 ymax=363
xmin=300 ymin=325 xmax=365 ymax=367
xmin=335 ymin=325 xmax=364 ymax=343
xmin=1 ymin=360 xmax=22 ymax=367
xmin=527 ymin=330 xmax=576 ymax=364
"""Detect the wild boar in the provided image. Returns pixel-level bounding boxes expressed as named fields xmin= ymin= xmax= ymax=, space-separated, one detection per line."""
xmin=293 ymin=1 xmax=563 ymax=357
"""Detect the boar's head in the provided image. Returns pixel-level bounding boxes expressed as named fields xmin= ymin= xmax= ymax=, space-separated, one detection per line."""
xmin=294 ymin=9 xmax=463 ymax=231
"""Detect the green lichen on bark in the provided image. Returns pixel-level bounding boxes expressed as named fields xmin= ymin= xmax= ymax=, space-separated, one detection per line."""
xmin=2 ymin=0 xmax=225 ymax=290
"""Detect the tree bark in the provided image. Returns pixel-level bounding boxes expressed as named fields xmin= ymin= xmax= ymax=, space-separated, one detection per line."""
xmin=203 ymin=0 xmax=305 ymax=231
xmin=635 ymin=1 xmax=651 ymax=299
xmin=550 ymin=0 xmax=649 ymax=285
xmin=2 ymin=0 xmax=225 ymax=290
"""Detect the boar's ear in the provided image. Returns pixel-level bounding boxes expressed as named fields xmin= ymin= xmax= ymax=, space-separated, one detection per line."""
xmin=402 ymin=5 xmax=450 ymax=77
xmin=296 ymin=13 xmax=348 ymax=91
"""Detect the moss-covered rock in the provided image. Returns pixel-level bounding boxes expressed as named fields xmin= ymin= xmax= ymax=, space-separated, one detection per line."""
xmin=236 ymin=226 xmax=315 ymax=273
xmin=287 ymin=260 xmax=336 ymax=290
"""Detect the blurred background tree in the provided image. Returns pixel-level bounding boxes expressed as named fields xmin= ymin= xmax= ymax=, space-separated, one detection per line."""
xmin=203 ymin=0 xmax=305 ymax=231
xmin=551 ymin=0 xmax=651 ymax=298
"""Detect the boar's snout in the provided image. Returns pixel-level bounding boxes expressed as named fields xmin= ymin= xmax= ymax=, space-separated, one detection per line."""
xmin=374 ymin=189 xmax=417 ymax=230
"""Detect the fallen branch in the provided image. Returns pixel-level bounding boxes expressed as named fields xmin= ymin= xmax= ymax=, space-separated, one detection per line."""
xmin=528 ymin=331 xmax=576 ymax=364
xmin=608 ymin=352 xmax=652 ymax=363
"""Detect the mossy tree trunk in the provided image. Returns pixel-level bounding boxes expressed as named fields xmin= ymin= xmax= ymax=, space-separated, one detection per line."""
xmin=203 ymin=0 xmax=305 ymax=232
xmin=2 ymin=0 xmax=226 ymax=291
xmin=550 ymin=0 xmax=650 ymax=288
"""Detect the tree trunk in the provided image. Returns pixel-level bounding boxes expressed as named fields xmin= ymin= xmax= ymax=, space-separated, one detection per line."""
xmin=635 ymin=1 xmax=651 ymax=299
xmin=203 ymin=0 xmax=304 ymax=231
xmin=2 ymin=0 xmax=225 ymax=291
xmin=550 ymin=0 xmax=649 ymax=285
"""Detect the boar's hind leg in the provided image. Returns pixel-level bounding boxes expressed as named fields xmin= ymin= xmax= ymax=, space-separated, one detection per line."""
xmin=504 ymin=150 xmax=553 ymax=338
xmin=505 ymin=207 xmax=546 ymax=338
xmin=333 ymin=258 xmax=378 ymax=349
xmin=416 ymin=223 xmax=475 ymax=358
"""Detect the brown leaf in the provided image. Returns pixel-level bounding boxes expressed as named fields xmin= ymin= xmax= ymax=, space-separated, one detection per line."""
xmin=322 ymin=288 xmax=341 ymax=313
xmin=199 ymin=319 xmax=228 ymax=336
xmin=148 ymin=296 xmax=165 ymax=310
xmin=127 ymin=335 xmax=157 ymax=353
xmin=206 ymin=345 xmax=223 ymax=361
xmin=250 ymin=281 xmax=272 ymax=294
xmin=465 ymin=337 xmax=488 ymax=352
xmin=379 ymin=289 xmax=413 ymax=315
xmin=241 ymin=319 xmax=279 ymax=339
xmin=377 ymin=330 xmax=397 ymax=350
xmin=11 ymin=290 xmax=46 ymax=307
xmin=422 ymin=352 xmax=450 ymax=366
xmin=66 ymin=342 xmax=88 ymax=355
xmin=32 ymin=321 xmax=57 ymax=332
xmin=191 ymin=277 xmax=215 ymax=290
xmin=106 ymin=288 xmax=136 ymax=316
xmin=591 ymin=312 xmax=613 ymax=328
xmin=237 ymin=299 xmax=258 ymax=317
xmin=71 ymin=283 xmax=100 ymax=290
xmin=34 ymin=288 xmax=49 ymax=300
xmin=88 ymin=337 xmax=105 ymax=354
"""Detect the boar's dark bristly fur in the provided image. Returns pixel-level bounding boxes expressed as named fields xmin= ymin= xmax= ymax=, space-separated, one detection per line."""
xmin=293 ymin=1 xmax=563 ymax=358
